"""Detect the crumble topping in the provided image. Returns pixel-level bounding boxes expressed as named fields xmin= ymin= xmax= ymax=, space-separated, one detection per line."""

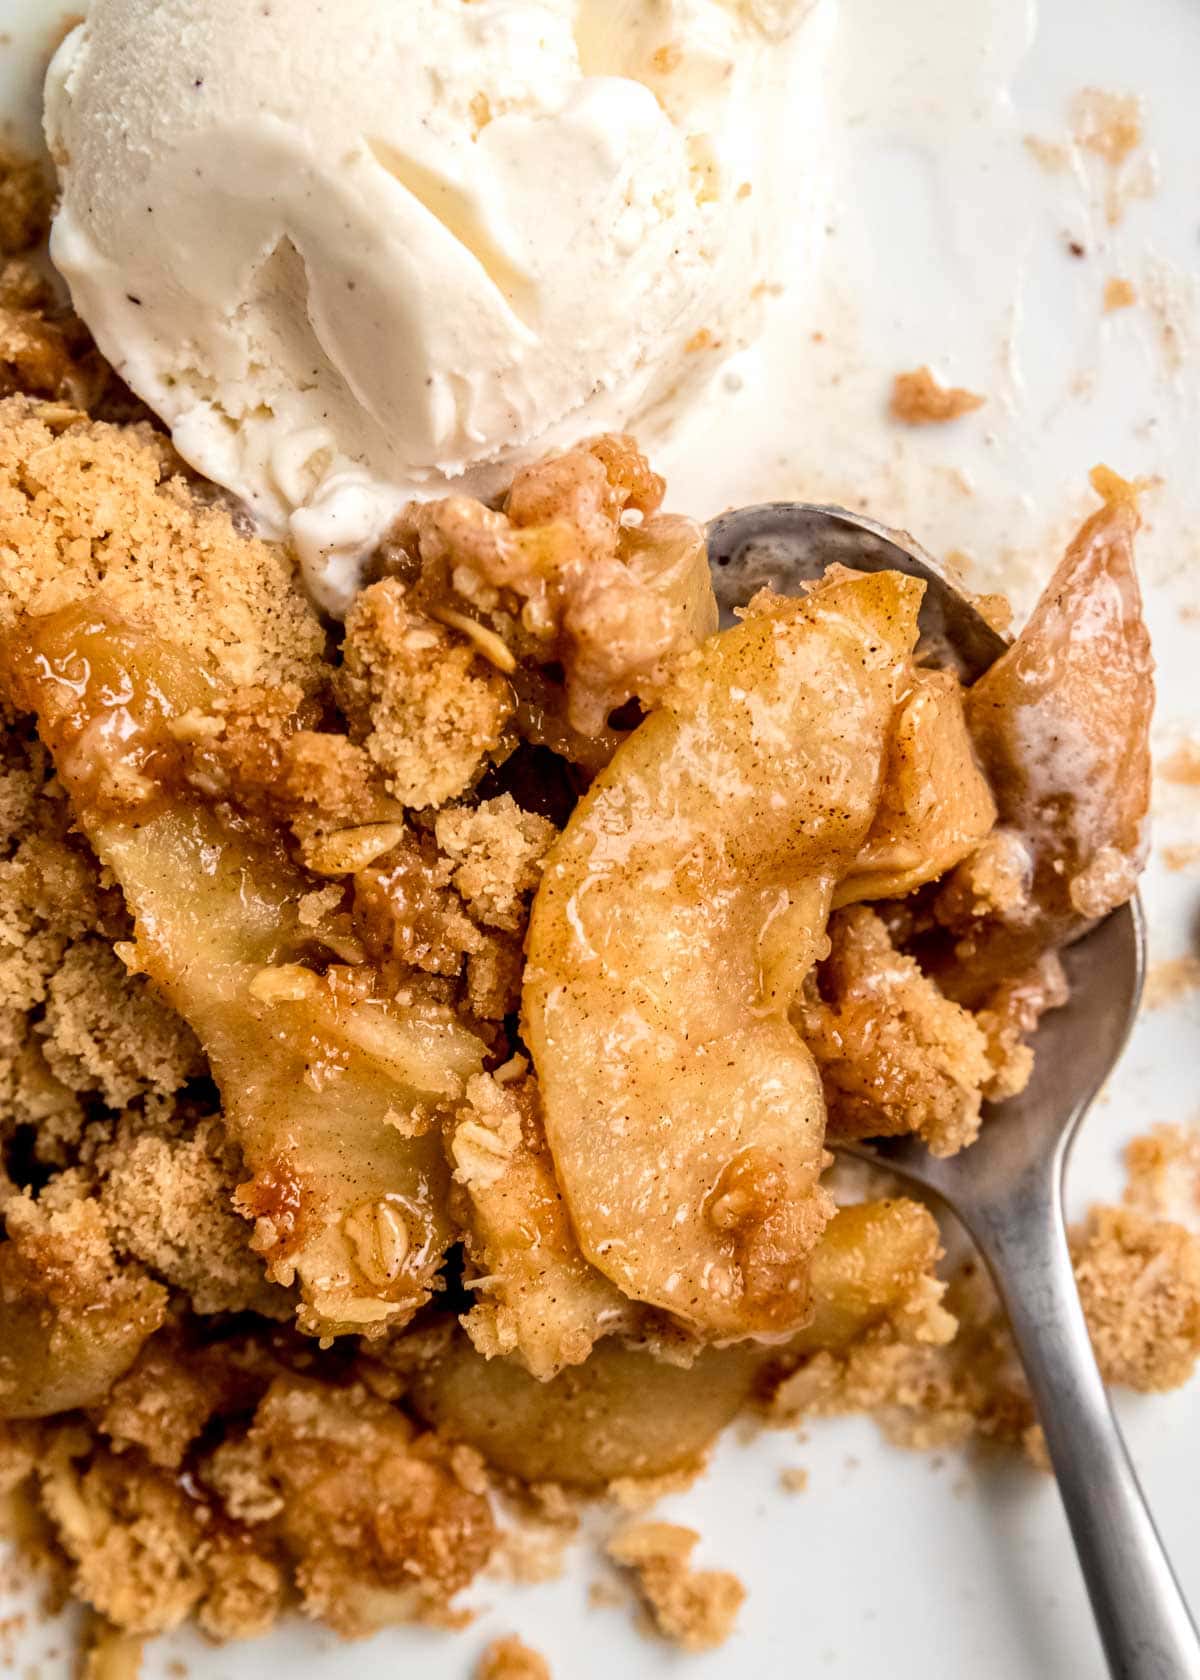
xmin=40 ymin=938 xmax=203 ymax=1109
xmin=0 ymin=401 xmax=325 ymax=692
xmin=338 ymin=580 xmax=515 ymax=808
xmin=88 ymin=1106 xmax=292 ymax=1319
xmin=799 ymin=906 xmax=995 ymax=1157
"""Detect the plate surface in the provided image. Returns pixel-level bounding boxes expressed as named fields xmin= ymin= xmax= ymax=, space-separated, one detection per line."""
xmin=2 ymin=1 xmax=1199 ymax=1675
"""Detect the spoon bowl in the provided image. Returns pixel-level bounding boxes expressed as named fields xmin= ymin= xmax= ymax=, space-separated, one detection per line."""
xmin=707 ymin=501 xmax=1199 ymax=1680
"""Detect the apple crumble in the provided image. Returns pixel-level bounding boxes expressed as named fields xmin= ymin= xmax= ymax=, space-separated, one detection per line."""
xmin=0 ymin=193 xmax=1194 ymax=1672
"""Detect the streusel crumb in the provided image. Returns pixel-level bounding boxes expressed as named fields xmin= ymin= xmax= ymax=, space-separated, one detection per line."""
xmin=606 ymin=1522 xmax=745 ymax=1652
xmin=91 ymin=1108 xmax=290 ymax=1319
xmin=338 ymin=580 xmax=514 ymax=808
xmin=40 ymin=938 xmax=203 ymax=1109
xmin=205 ymin=1378 xmax=496 ymax=1638
xmin=434 ymin=795 xmax=556 ymax=932
xmin=0 ymin=399 xmax=325 ymax=692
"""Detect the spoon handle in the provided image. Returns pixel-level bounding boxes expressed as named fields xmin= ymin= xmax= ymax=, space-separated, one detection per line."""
xmin=968 ymin=1176 xmax=1200 ymax=1680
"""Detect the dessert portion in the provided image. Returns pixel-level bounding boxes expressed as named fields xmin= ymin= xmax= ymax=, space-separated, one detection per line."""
xmin=45 ymin=0 xmax=826 ymax=609
xmin=0 ymin=173 xmax=1195 ymax=1668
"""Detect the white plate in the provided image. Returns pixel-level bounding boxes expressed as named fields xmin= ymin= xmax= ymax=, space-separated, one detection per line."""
xmin=2 ymin=1 xmax=1199 ymax=1675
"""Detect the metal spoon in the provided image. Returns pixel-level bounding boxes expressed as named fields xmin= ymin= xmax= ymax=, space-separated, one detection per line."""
xmin=708 ymin=502 xmax=1200 ymax=1680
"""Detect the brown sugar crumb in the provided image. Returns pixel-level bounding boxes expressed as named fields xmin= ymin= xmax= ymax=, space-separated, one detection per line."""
xmin=1105 ymin=277 xmax=1137 ymax=311
xmin=96 ymin=1334 xmax=257 ymax=1472
xmin=41 ymin=1433 xmax=286 ymax=1644
xmin=1070 ymin=1206 xmax=1200 ymax=1391
xmin=477 ymin=1634 xmax=551 ymax=1680
xmin=770 ymin=1199 xmax=1200 ymax=1461
xmin=889 ymin=366 xmax=986 ymax=426
xmin=40 ymin=1443 xmax=209 ymax=1635
xmin=1143 ymin=955 xmax=1200 ymax=1010
xmin=779 ymin=1466 xmax=809 ymax=1493
xmin=799 ymin=906 xmax=993 ymax=1157
xmin=606 ymin=1522 xmax=745 ymax=1653
xmin=337 ymin=580 xmax=514 ymax=808
xmin=395 ymin=436 xmax=707 ymax=749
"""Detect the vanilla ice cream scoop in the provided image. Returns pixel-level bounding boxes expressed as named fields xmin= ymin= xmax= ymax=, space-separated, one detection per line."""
xmin=46 ymin=0 xmax=822 ymax=611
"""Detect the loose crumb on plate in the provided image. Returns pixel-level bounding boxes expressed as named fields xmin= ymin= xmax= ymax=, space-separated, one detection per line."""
xmin=889 ymin=366 xmax=986 ymax=426
xmin=605 ymin=1523 xmax=745 ymax=1653
xmin=779 ymin=1466 xmax=809 ymax=1493
xmin=1023 ymin=135 xmax=1070 ymax=173
xmin=1162 ymin=844 xmax=1200 ymax=873
xmin=1161 ymin=740 xmax=1200 ymax=786
xmin=1104 ymin=277 xmax=1138 ymax=311
xmin=1143 ymin=955 xmax=1200 ymax=1010
xmin=1124 ymin=1122 xmax=1200 ymax=1222
xmin=1071 ymin=1206 xmax=1200 ymax=1391
xmin=1071 ymin=88 xmax=1144 ymax=168
xmin=476 ymin=1634 xmax=551 ymax=1680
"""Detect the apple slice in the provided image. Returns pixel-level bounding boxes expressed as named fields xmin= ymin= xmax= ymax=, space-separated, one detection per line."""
xmin=836 ymin=669 xmax=996 ymax=907
xmin=946 ymin=474 xmax=1154 ymax=999
xmin=4 ymin=602 xmax=485 ymax=1337
xmin=523 ymin=571 xmax=923 ymax=1338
